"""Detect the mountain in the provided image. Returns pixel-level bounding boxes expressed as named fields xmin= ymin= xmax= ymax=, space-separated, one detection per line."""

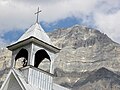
xmin=49 ymin=25 xmax=120 ymax=89
xmin=49 ymin=25 xmax=120 ymax=73
xmin=73 ymin=67 xmax=120 ymax=90
xmin=0 ymin=25 xmax=120 ymax=90
xmin=0 ymin=48 xmax=11 ymax=87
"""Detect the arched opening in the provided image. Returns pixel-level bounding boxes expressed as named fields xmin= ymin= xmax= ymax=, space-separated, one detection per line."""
xmin=15 ymin=49 xmax=28 ymax=68
xmin=34 ymin=49 xmax=51 ymax=72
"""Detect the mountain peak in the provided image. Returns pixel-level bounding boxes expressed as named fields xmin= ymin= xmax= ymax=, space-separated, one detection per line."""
xmin=50 ymin=24 xmax=114 ymax=49
xmin=51 ymin=24 xmax=120 ymax=72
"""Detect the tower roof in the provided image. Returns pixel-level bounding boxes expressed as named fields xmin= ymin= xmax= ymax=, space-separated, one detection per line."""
xmin=15 ymin=23 xmax=51 ymax=45
xmin=8 ymin=8 xmax=60 ymax=52
xmin=8 ymin=23 xmax=60 ymax=53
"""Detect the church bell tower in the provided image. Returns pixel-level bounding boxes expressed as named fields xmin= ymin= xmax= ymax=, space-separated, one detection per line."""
xmin=7 ymin=7 xmax=60 ymax=90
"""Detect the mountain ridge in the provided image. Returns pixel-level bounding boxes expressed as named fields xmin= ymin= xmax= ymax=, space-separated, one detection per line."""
xmin=49 ymin=25 xmax=120 ymax=73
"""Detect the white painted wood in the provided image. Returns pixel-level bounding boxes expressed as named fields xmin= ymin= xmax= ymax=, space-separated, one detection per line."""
xmin=21 ymin=67 xmax=53 ymax=90
xmin=28 ymin=68 xmax=53 ymax=90
xmin=16 ymin=23 xmax=51 ymax=45
xmin=6 ymin=21 xmax=61 ymax=90
xmin=1 ymin=69 xmax=26 ymax=90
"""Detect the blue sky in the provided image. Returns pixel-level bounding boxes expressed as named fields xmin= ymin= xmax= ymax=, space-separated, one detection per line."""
xmin=0 ymin=0 xmax=120 ymax=47
xmin=41 ymin=17 xmax=82 ymax=32
xmin=3 ymin=16 xmax=82 ymax=42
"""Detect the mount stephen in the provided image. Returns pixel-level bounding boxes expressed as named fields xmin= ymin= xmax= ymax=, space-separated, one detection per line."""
xmin=1 ymin=25 xmax=120 ymax=90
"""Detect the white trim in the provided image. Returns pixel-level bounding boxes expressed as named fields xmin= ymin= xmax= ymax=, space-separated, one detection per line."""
xmin=30 ymin=43 xmax=34 ymax=66
xmin=7 ymin=37 xmax=60 ymax=53
xmin=11 ymin=69 xmax=26 ymax=90
xmin=0 ymin=68 xmax=26 ymax=90
xmin=0 ymin=69 xmax=12 ymax=90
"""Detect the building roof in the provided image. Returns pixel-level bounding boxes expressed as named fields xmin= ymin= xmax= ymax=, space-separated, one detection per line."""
xmin=0 ymin=68 xmax=40 ymax=90
xmin=7 ymin=36 xmax=60 ymax=53
xmin=8 ymin=22 xmax=60 ymax=52
xmin=15 ymin=23 xmax=51 ymax=45
xmin=0 ymin=68 xmax=70 ymax=90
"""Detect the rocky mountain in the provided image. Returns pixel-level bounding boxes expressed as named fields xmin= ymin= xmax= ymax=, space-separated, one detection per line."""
xmin=0 ymin=48 xmax=11 ymax=87
xmin=0 ymin=24 xmax=120 ymax=90
xmin=49 ymin=25 xmax=120 ymax=90
xmin=49 ymin=25 xmax=120 ymax=73
xmin=73 ymin=67 xmax=120 ymax=90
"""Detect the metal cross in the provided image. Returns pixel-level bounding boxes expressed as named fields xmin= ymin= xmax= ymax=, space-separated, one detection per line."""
xmin=35 ymin=7 xmax=42 ymax=23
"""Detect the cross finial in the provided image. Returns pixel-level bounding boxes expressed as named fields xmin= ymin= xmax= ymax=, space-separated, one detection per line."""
xmin=35 ymin=7 xmax=42 ymax=23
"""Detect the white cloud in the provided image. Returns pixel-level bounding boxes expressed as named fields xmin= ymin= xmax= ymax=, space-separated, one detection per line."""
xmin=0 ymin=38 xmax=9 ymax=48
xmin=94 ymin=0 xmax=120 ymax=43
xmin=0 ymin=0 xmax=120 ymax=47
xmin=95 ymin=11 xmax=120 ymax=43
xmin=0 ymin=0 xmax=98 ymax=32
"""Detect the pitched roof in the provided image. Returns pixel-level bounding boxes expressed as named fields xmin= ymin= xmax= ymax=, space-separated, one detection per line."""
xmin=16 ymin=23 xmax=51 ymax=45
xmin=1 ymin=68 xmax=70 ymax=90
xmin=0 ymin=68 xmax=40 ymax=90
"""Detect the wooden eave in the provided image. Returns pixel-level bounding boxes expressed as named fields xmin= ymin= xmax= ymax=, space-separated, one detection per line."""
xmin=7 ymin=36 xmax=60 ymax=53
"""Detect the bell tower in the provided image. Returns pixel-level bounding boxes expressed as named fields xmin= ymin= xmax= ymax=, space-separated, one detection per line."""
xmin=8 ymin=22 xmax=60 ymax=73
xmin=7 ymin=8 xmax=60 ymax=90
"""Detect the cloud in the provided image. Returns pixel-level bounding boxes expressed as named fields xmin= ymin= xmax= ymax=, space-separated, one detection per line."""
xmin=95 ymin=11 xmax=120 ymax=43
xmin=0 ymin=0 xmax=98 ymax=43
xmin=0 ymin=0 xmax=120 ymax=47
xmin=94 ymin=0 xmax=120 ymax=43
xmin=0 ymin=0 xmax=98 ymax=32
xmin=0 ymin=38 xmax=9 ymax=48
xmin=0 ymin=1 xmax=98 ymax=22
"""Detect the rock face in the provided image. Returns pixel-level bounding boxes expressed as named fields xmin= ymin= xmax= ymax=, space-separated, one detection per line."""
xmin=49 ymin=25 xmax=120 ymax=73
xmin=73 ymin=67 xmax=120 ymax=90
xmin=49 ymin=25 xmax=120 ymax=90
xmin=0 ymin=25 xmax=120 ymax=90
xmin=0 ymin=48 xmax=11 ymax=87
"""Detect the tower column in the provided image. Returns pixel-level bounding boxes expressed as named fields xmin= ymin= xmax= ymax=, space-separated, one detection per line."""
xmin=50 ymin=60 xmax=54 ymax=74
xmin=29 ymin=43 xmax=35 ymax=66
xmin=11 ymin=54 xmax=15 ymax=68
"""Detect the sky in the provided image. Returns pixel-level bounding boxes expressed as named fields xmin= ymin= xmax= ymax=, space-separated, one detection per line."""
xmin=0 ymin=0 xmax=120 ymax=47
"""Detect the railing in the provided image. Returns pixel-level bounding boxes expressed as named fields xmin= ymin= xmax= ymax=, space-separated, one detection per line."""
xmin=21 ymin=66 xmax=53 ymax=90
